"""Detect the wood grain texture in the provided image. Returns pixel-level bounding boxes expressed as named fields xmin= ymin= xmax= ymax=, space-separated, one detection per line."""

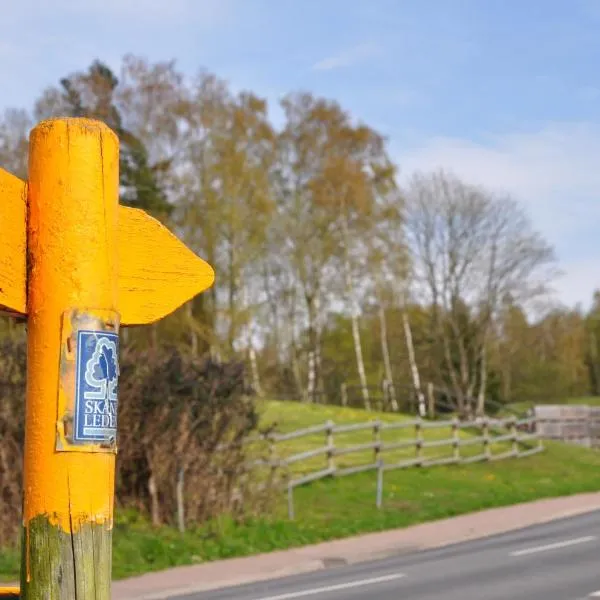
xmin=22 ymin=516 xmax=110 ymax=600
xmin=0 ymin=175 xmax=214 ymax=325
xmin=22 ymin=118 xmax=118 ymax=600
xmin=118 ymin=206 xmax=215 ymax=325
xmin=0 ymin=168 xmax=26 ymax=315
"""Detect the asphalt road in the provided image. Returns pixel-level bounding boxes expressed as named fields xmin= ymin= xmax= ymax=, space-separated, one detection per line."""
xmin=178 ymin=510 xmax=600 ymax=600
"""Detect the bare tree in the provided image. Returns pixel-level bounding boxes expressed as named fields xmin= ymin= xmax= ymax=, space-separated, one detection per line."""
xmin=0 ymin=109 xmax=31 ymax=179
xmin=404 ymin=169 xmax=556 ymax=416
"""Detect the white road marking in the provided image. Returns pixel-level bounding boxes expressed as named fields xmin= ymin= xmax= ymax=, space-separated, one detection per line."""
xmin=509 ymin=535 xmax=597 ymax=557
xmin=253 ymin=573 xmax=405 ymax=600
xmin=588 ymin=591 xmax=600 ymax=597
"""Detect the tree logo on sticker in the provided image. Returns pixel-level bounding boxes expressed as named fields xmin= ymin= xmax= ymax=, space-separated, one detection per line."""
xmin=74 ymin=330 xmax=119 ymax=444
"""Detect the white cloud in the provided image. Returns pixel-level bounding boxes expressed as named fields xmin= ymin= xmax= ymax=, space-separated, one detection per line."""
xmin=397 ymin=122 xmax=600 ymax=237
xmin=397 ymin=122 xmax=600 ymax=308
xmin=312 ymin=42 xmax=383 ymax=71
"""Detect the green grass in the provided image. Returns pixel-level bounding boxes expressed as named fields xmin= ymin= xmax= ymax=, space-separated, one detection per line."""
xmin=2 ymin=400 xmax=600 ymax=582
xmin=255 ymin=400 xmax=517 ymax=477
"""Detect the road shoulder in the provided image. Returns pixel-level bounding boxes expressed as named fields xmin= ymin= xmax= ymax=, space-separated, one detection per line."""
xmin=111 ymin=490 xmax=600 ymax=599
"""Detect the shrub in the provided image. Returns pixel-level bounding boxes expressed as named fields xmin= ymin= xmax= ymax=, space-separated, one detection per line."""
xmin=0 ymin=336 xmax=273 ymax=546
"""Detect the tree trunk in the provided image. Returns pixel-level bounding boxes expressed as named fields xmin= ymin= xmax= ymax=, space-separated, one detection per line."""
xmin=590 ymin=330 xmax=600 ymax=395
xmin=315 ymin=295 xmax=326 ymax=403
xmin=148 ymin=475 xmax=160 ymax=526
xmin=186 ymin=301 xmax=198 ymax=357
xmin=476 ymin=343 xmax=487 ymax=416
xmin=249 ymin=345 xmax=263 ymax=397
xmin=379 ymin=304 xmax=398 ymax=411
xmin=305 ymin=293 xmax=321 ymax=403
xmin=292 ymin=347 xmax=304 ymax=401
xmin=151 ymin=322 xmax=158 ymax=350
xmin=306 ymin=350 xmax=316 ymax=403
xmin=403 ymin=310 xmax=425 ymax=416
xmin=227 ymin=242 xmax=237 ymax=351
xmin=342 ymin=237 xmax=370 ymax=410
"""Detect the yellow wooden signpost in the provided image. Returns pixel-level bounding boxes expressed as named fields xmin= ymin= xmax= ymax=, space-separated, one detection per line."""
xmin=0 ymin=118 xmax=215 ymax=600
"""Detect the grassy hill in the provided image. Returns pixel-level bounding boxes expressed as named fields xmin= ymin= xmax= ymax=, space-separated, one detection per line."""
xmin=256 ymin=400 xmax=520 ymax=477
xmin=505 ymin=396 xmax=600 ymax=415
xmin=3 ymin=398 xmax=600 ymax=582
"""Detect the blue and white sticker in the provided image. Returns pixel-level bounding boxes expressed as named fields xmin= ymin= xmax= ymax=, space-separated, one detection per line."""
xmin=74 ymin=329 xmax=119 ymax=444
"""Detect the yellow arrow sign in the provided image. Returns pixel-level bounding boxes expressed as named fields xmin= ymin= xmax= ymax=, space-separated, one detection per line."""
xmin=0 ymin=169 xmax=214 ymax=325
xmin=0 ymin=168 xmax=26 ymax=316
xmin=5 ymin=118 xmax=216 ymax=600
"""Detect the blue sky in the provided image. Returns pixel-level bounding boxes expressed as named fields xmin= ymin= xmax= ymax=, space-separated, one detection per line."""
xmin=2 ymin=0 xmax=599 ymax=309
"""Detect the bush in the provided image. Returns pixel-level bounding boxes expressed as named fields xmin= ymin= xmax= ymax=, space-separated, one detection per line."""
xmin=0 ymin=334 xmax=26 ymax=546
xmin=0 ymin=336 xmax=273 ymax=547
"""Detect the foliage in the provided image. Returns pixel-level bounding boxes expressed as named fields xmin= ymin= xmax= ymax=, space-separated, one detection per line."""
xmin=2 ymin=54 xmax=597 ymax=413
xmin=0 ymin=338 xmax=272 ymax=547
xmin=0 ymin=333 xmax=26 ymax=547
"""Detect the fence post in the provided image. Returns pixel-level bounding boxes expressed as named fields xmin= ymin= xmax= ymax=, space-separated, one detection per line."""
xmin=483 ymin=417 xmax=491 ymax=460
xmin=510 ymin=417 xmax=518 ymax=456
xmin=287 ymin=482 xmax=295 ymax=520
xmin=427 ymin=382 xmax=435 ymax=419
xmin=176 ymin=467 xmax=186 ymax=533
xmin=452 ymin=417 xmax=460 ymax=462
xmin=268 ymin=433 xmax=278 ymax=479
xmin=376 ymin=460 xmax=384 ymax=509
xmin=341 ymin=382 xmax=348 ymax=407
xmin=373 ymin=420 xmax=382 ymax=464
xmin=415 ymin=418 xmax=423 ymax=465
xmin=326 ymin=420 xmax=335 ymax=471
xmin=0 ymin=118 xmax=215 ymax=600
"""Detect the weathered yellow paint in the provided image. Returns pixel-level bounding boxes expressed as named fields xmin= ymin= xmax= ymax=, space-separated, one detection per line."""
xmin=0 ymin=168 xmax=26 ymax=315
xmin=0 ymin=586 xmax=20 ymax=597
xmin=0 ymin=179 xmax=214 ymax=326
xmin=118 ymin=206 xmax=215 ymax=325
xmin=3 ymin=116 xmax=214 ymax=598
xmin=23 ymin=118 xmax=118 ymax=533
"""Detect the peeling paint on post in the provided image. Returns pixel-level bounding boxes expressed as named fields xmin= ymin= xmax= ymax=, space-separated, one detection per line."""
xmin=21 ymin=119 xmax=120 ymax=600
xmin=0 ymin=116 xmax=215 ymax=600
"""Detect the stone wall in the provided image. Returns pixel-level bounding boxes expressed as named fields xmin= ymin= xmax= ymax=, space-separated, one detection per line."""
xmin=534 ymin=405 xmax=600 ymax=448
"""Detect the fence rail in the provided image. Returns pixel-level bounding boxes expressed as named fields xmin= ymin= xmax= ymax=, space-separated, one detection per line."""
xmin=242 ymin=414 xmax=543 ymax=518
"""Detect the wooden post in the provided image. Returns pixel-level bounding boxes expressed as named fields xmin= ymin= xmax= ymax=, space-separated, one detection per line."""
xmin=452 ymin=417 xmax=460 ymax=462
xmin=326 ymin=420 xmax=335 ymax=471
xmin=482 ymin=417 xmax=491 ymax=460
xmin=0 ymin=117 xmax=215 ymax=600
xmin=176 ymin=468 xmax=186 ymax=533
xmin=382 ymin=379 xmax=389 ymax=408
xmin=510 ymin=417 xmax=518 ymax=456
xmin=373 ymin=419 xmax=381 ymax=464
xmin=287 ymin=482 xmax=295 ymax=520
xmin=341 ymin=382 xmax=348 ymax=407
xmin=376 ymin=460 xmax=384 ymax=509
xmin=427 ymin=382 xmax=435 ymax=419
xmin=21 ymin=119 xmax=120 ymax=600
xmin=415 ymin=418 xmax=423 ymax=465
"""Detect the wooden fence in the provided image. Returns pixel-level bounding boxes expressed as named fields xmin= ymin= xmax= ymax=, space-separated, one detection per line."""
xmin=244 ymin=414 xmax=543 ymax=518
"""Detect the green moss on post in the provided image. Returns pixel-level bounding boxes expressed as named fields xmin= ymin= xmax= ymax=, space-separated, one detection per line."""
xmin=20 ymin=516 xmax=111 ymax=600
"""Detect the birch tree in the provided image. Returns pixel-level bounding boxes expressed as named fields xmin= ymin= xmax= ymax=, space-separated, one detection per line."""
xmin=404 ymin=170 xmax=556 ymax=416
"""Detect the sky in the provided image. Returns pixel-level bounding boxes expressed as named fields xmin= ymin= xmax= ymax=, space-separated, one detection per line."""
xmin=1 ymin=0 xmax=599 ymax=310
